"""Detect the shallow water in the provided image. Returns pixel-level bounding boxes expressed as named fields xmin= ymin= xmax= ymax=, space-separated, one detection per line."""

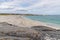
xmin=26 ymin=15 xmax=60 ymax=28
xmin=26 ymin=15 xmax=60 ymax=24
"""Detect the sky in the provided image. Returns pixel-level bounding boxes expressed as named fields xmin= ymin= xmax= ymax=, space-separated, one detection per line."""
xmin=0 ymin=0 xmax=60 ymax=15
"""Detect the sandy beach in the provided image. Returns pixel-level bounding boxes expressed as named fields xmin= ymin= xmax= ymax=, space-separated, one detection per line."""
xmin=0 ymin=15 xmax=42 ymax=27
xmin=0 ymin=15 xmax=59 ymax=30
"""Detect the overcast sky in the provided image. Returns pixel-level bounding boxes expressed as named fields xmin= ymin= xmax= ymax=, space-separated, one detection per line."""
xmin=0 ymin=0 xmax=60 ymax=15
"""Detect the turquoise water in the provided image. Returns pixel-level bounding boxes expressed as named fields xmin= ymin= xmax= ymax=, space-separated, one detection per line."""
xmin=26 ymin=15 xmax=60 ymax=25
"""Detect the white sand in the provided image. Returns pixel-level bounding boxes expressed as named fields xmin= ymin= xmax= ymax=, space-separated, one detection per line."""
xmin=0 ymin=15 xmax=59 ymax=30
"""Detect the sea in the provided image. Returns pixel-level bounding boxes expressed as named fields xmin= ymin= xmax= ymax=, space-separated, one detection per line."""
xmin=26 ymin=15 xmax=60 ymax=28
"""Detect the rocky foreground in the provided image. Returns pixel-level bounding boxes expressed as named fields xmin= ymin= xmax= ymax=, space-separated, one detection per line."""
xmin=0 ymin=22 xmax=42 ymax=40
xmin=0 ymin=15 xmax=59 ymax=40
xmin=0 ymin=22 xmax=60 ymax=40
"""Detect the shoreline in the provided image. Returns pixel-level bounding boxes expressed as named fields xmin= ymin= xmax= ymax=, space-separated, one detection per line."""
xmin=0 ymin=15 xmax=59 ymax=30
xmin=23 ymin=16 xmax=60 ymax=30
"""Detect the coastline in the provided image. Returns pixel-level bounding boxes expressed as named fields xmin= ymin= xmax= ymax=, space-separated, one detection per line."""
xmin=0 ymin=15 xmax=59 ymax=30
xmin=22 ymin=16 xmax=60 ymax=30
